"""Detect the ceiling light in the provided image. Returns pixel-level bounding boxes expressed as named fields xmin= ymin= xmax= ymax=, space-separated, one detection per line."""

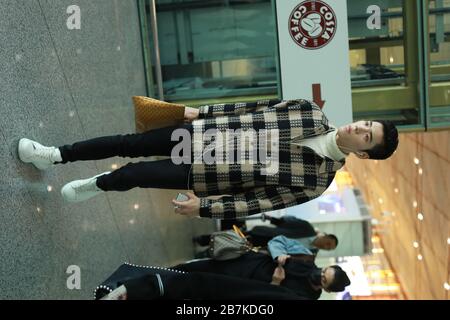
xmin=413 ymin=241 xmax=419 ymax=248
xmin=394 ymin=188 xmax=399 ymax=193
xmin=417 ymin=254 xmax=423 ymax=261
xmin=111 ymin=164 xmax=118 ymax=170
xmin=444 ymin=283 xmax=450 ymax=290
xmin=413 ymin=201 xmax=418 ymax=208
xmin=134 ymin=204 xmax=139 ymax=210
xmin=418 ymin=168 xmax=423 ymax=175
xmin=47 ymin=185 xmax=53 ymax=192
xmin=417 ymin=213 xmax=424 ymax=221
xmin=414 ymin=157 xmax=420 ymax=165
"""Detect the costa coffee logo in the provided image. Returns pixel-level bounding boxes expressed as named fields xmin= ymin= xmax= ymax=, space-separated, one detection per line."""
xmin=289 ymin=0 xmax=337 ymax=49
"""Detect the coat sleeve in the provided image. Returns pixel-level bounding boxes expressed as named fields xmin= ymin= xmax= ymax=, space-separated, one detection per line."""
xmin=197 ymin=98 xmax=315 ymax=118
xmin=267 ymin=235 xmax=291 ymax=260
xmin=268 ymin=236 xmax=314 ymax=260
xmin=197 ymin=99 xmax=282 ymax=118
xmin=198 ymin=185 xmax=322 ymax=219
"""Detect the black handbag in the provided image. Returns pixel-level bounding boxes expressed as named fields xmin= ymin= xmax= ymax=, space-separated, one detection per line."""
xmin=93 ymin=262 xmax=186 ymax=300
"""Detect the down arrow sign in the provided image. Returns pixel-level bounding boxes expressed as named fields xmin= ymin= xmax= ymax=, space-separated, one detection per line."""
xmin=312 ymin=84 xmax=325 ymax=109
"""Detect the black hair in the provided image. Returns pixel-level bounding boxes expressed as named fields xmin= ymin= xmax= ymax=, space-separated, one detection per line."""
xmin=327 ymin=265 xmax=351 ymax=292
xmin=363 ymin=120 xmax=399 ymax=160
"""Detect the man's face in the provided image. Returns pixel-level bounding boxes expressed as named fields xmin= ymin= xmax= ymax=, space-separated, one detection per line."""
xmin=321 ymin=267 xmax=336 ymax=292
xmin=323 ymin=238 xmax=336 ymax=250
xmin=316 ymin=236 xmax=336 ymax=250
xmin=336 ymin=121 xmax=384 ymax=158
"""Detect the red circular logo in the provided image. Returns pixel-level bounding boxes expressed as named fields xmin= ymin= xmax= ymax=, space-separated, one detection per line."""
xmin=288 ymin=0 xmax=337 ymax=50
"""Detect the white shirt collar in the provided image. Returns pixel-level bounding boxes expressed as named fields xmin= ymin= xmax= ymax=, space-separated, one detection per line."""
xmin=326 ymin=129 xmax=347 ymax=161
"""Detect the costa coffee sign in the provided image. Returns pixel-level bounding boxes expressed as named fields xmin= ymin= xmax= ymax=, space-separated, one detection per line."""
xmin=289 ymin=0 xmax=337 ymax=49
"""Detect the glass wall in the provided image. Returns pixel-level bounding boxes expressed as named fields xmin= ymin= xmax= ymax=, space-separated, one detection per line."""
xmin=139 ymin=0 xmax=450 ymax=129
xmin=347 ymin=0 xmax=422 ymax=126
xmin=147 ymin=0 xmax=278 ymax=102
xmin=428 ymin=0 xmax=450 ymax=127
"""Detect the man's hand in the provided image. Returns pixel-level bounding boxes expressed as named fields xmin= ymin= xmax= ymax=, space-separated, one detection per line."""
xmin=276 ymin=254 xmax=291 ymax=266
xmin=172 ymin=192 xmax=200 ymax=217
xmin=271 ymin=266 xmax=285 ymax=285
xmin=184 ymin=107 xmax=199 ymax=122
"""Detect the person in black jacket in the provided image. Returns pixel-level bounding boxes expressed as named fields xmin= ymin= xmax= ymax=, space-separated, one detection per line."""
xmin=194 ymin=215 xmax=338 ymax=256
xmin=245 ymin=215 xmax=339 ymax=252
xmin=98 ymin=267 xmax=305 ymax=300
xmin=246 ymin=215 xmax=318 ymax=245
xmin=172 ymin=251 xmax=350 ymax=300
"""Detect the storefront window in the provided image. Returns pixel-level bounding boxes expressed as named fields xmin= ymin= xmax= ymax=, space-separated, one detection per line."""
xmin=347 ymin=0 xmax=421 ymax=126
xmin=148 ymin=0 xmax=278 ymax=102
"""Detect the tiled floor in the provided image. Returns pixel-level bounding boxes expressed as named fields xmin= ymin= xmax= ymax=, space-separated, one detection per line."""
xmin=0 ymin=0 xmax=214 ymax=299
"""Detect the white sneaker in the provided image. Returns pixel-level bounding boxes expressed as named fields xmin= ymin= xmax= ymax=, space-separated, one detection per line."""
xmin=18 ymin=138 xmax=62 ymax=170
xmin=61 ymin=172 xmax=111 ymax=202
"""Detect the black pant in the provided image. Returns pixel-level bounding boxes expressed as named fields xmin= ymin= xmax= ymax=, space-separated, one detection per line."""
xmin=57 ymin=125 xmax=193 ymax=191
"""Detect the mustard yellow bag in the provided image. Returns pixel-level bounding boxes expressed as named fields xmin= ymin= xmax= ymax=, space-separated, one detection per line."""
xmin=132 ymin=96 xmax=185 ymax=133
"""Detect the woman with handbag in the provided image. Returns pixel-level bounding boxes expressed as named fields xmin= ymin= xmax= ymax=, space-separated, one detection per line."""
xmin=95 ymin=263 xmax=304 ymax=300
xmin=172 ymin=250 xmax=350 ymax=300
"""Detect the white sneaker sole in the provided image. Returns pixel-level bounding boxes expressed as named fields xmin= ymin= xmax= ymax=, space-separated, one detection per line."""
xmin=18 ymin=138 xmax=51 ymax=170
xmin=18 ymin=138 xmax=31 ymax=163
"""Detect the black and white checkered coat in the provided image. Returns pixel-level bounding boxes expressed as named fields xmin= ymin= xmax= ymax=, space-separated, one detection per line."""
xmin=191 ymin=99 xmax=345 ymax=219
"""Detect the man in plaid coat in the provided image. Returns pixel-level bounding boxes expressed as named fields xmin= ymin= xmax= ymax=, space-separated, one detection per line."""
xmin=182 ymin=99 xmax=398 ymax=219
xmin=190 ymin=99 xmax=344 ymax=219
xmin=18 ymin=99 xmax=398 ymax=220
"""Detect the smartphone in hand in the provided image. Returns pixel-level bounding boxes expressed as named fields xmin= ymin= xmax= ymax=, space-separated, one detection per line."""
xmin=176 ymin=193 xmax=189 ymax=202
xmin=174 ymin=193 xmax=189 ymax=209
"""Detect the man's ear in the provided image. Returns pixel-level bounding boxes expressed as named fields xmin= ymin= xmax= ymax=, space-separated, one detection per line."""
xmin=355 ymin=151 xmax=369 ymax=159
